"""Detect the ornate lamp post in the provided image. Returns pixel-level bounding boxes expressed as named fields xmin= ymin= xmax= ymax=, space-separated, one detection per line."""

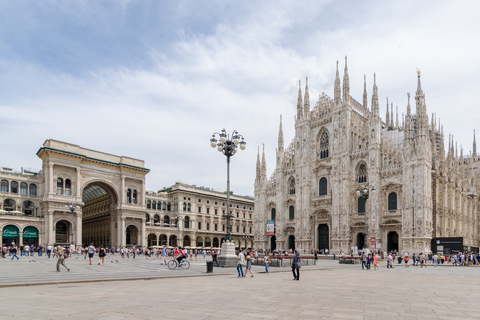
xmin=65 ymin=201 xmax=79 ymax=249
xmin=174 ymin=215 xmax=182 ymax=247
xmin=210 ymin=129 xmax=246 ymax=266
xmin=356 ymin=186 xmax=375 ymax=250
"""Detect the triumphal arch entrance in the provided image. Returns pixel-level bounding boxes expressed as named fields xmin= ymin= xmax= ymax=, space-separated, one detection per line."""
xmin=37 ymin=139 xmax=149 ymax=248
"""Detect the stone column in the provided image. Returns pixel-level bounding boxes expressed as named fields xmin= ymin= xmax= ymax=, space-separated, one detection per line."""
xmin=140 ymin=219 xmax=146 ymax=248
xmin=76 ymin=211 xmax=82 ymax=247
xmin=120 ymin=177 xmax=125 ymax=204
xmin=76 ymin=168 xmax=81 ymax=197
xmin=46 ymin=212 xmax=54 ymax=245
xmin=120 ymin=218 xmax=126 ymax=247
xmin=19 ymin=233 xmax=23 ymax=246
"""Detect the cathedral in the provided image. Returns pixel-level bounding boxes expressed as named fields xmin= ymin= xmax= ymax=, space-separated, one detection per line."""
xmin=254 ymin=58 xmax=479 ymax=254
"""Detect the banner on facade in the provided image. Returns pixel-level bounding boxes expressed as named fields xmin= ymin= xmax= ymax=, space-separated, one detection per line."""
xmin=266 ymin=220 xmax=275 ymax=235
xmin=2 ymin=225 xmax=19 ymax=238
xmin=370 ymin=237 xmax=376 ymax=250
xmin=23 ymin=226 xmax=39 ymax=238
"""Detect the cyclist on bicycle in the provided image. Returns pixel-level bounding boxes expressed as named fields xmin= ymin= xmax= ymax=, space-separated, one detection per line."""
xmin=176 ymin=247 xmax=187 ymax=264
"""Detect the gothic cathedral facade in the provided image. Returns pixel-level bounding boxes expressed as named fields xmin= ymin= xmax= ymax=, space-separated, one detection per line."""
xmin=254 ymin=58 xmax=479 ymax=254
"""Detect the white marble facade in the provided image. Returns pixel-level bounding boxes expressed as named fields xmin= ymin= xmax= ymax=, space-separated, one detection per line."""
xmin=254 ymin=58 xmax=479 ymax=254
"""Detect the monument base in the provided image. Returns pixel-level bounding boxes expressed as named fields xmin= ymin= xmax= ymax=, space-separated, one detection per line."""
xmin=218 ymin=240 xmax=237 ymax=267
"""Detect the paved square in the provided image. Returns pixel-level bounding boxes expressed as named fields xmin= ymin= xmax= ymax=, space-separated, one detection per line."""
xmin=1 ymin=255 xmax=480 ymax=319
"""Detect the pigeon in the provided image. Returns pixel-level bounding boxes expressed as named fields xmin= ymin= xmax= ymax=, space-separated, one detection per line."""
xmin=111 ymin=261 xmax=113 ymax=263
xmin=116 ymin=260 xmax=119 ymax=263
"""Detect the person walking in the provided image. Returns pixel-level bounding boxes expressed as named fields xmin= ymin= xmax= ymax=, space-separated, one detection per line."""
xmin=373 ymin=253 xmax=378 ymax=270
xmin=235 ymin=249 xmax=245 ymax=278
xmin=264 ymin=253 xmax=270 ymax=273
xmin=11 ymin=245 xmax=19 ymax=260
xmin=291 ymin=250 xmax=301 ymax=280
xmin=212 ymin=250 xmax=220 ymax=267
xmin=361 ymin=251 xmax=367 ymax=270
xmin=98 ymin=246 xmax=106 ymax=265
xmin=245 ymin=252 xmax=254 ymax=277
xmin=161 ymin=245 xmax=168 ymax=265
xmin=87 ymin=243 xmax=95 ymax=265
xmin=404 ymin=253 xmax=409 ymax=267
xmin=56 ymin=246 xmax=70 ymax=272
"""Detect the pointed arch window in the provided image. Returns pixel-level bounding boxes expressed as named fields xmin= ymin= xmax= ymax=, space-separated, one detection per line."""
xmin=289 ymin=177 xmax=295 ymax=195
xmin=289 ymin=205 xmax=295 ymax=219
xmin=358 ymin=164 xmax=367 ymax=183
xmin=319 ymin=177 xmax=327 ymax=196
xmin=271 ymin=208 xmax=276 ymax=221
xmin=320 ymin=131 xmax=329 ymax=159
xmin=388 ymin=192 xmax=397 ymax=210
xmin=358 ymin=197 xmax=366 ymax=213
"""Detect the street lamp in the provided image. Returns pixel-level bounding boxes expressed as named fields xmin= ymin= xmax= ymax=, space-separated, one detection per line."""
xmin=210 ymin=129 xmax=246 ymax=266
xmin=356 ymin=186 xmax=375 ymax=250
xmin=65 ymin=201 xmax=79 ymax=249
xmin=174 ymin=215 xmax=182 ymax=247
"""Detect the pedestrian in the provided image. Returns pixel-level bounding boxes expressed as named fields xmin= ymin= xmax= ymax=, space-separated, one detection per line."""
xmin=56 ymin=246 xmax=70 ymax=272
xmin=373 ymin=253 xmax=378 ymax=270
xmin=366 ymin=253 xmax=371 ymax=270
xmin=98 ymin=246 xmax=106 ymax=265
xmin=235 ymin=249 xmax=245 ymax=278
xmin=264 ymin=253 xmax=270 ymax=273
xmin=291 ymin=250 xmax=301 ymax=280
xmin=245 ymin=253 xmax=254 ymax=277
xmin=11 ymin=245 xmax=19 ymax=260
xmin=404 ymin=253 xmax=409 ymax=267
xmin=161 ymin=245 xmax=168 ymax=265
xmin=361 ymin=251 xmax=367 ymax=270
xmin=212 ymin=250 xmax=220 ymax=267
xmin=87 ymin=243 xmax=95 ymax=265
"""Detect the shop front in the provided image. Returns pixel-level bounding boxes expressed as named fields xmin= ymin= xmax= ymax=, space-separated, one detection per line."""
xmin=2 ymin=225 xmax=19 ymax=246
xmin=23 ymin=226 xmax=39 ymax=247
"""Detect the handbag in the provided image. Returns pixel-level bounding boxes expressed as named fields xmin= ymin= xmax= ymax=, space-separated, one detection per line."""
xmin=64 ymin=253 xmax=68 ymax=259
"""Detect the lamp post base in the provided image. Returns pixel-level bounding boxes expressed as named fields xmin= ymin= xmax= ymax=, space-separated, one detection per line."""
xmin=218 ymin=240 xmax=237 ymax=267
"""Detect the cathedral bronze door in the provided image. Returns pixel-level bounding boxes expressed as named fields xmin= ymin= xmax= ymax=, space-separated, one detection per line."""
xmin=387 ymin=231 xmax=399 ymax=252
xmin=270 ymin=236 xmax=276 ymax=251
xmin=318 ymin=224 xmax=329 ymax=250
xmin=288 ymin=235 xmax=295 ymax=250
xmin=356 ymin=233 xmax=365 ymax=249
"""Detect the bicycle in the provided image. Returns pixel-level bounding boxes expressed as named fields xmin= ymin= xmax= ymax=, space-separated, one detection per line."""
xmin=167 ymin=258 xmax=190 ymax=270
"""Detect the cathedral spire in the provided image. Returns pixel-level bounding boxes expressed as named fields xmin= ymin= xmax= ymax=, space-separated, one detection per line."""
xmin=261 ymin=144 xmax=267 ymax=174
xmin=278 ymin=115 xmax=284 ymax=152
xmin=390 ymin=103 xmax=394 ymax=128
xmin=256 ymin=146 xmax=261 ymax=179
xmin=363 ymin=75 xmax=368 ymax=109
xmin=334 ymin=61 xmax=341 ymax=105
xmin=371 ymin=73 xmax=379 ymax=116
xmin=304 ymin=77 xmax=310 ymax=120
xmin=395 ymin=106 xmax=399 ymax=128
xmin=407 ymin=92 xmax=411 ymax=116
xmin=385 ymin=97 xmax=390 ymax=127
xmin=473 ymin=130 xmax=477 ymax=157
xmin=296 ymin=80 xmax=303 ymax=122
xmin=342 ymin=56 xmax=350 ymax=103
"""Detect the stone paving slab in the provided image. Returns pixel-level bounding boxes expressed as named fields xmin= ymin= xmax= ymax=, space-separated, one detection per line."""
xmin=2 ymin=255 xmax=480 ymax=319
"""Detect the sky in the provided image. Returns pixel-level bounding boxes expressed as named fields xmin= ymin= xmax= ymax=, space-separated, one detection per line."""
xmin=1 ymin=1 xmax=480 ymax=197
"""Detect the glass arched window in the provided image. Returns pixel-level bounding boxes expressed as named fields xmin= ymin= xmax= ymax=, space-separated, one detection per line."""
xmin=11 ymin=181 xmax=18 ymax=194
xmin=1 ymin=180 xmax=8 ymax=192
xmin=127 ymin=189 xmax=132 ymax=203
xmin=358 ymin=164 xmax=367 ymax=183
xmin=133 ymin=190 xmax=137 ymax=204
xmin=20 ymin=182 xmax=28 ymax=195
xmin=65 ymin=179 xmax=71 ymax=195
xmin=4 ymin=199 xmax=15 ymax=211
xmin=289 ymin=177 xmax=295 ymax=195
xmin=187 ymin=203 xmax=191 ymax=211
xmin=147 ymin=200 xmax=151 ymax=209
xmin=56 ymin=178 xmax=63 ymax=195
xmin=320 ymin=131 xmax=329 ymax=159
xmin=388 ymin=192 xmax=397 ymax=210
xmin=162 ymin=202 xmax=166 ymax=210
xmin=289 ymin=205 xmax=294 ymax=219
xmin=184 ymin=216 xmax=190 ymax=229
xmin=154 ymin=214 xmax=160 ymax=224
xmin=146 ymin=213 xmax=150 ymax=223
xmin=271 ymin=208 xmax=276 ymax=221
xmin=358 ymin=197 xmax=366 ymax=213
xmin=152 ymin=201 xmax=156 ymax=210
xmin=183 ymin=203 xmax=186 ymax=211
xmin=206 ymin=223 xmax=210 ymax=230
xmin=164 ymin=216 xmax=170 ymax=226
xmin=29 ymin=184 xmax=37 ymax=196
xmin=319 ymin=177 xmax=327 ymax=196
xmin=167 ymin=203 xmax=171 ymax=211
